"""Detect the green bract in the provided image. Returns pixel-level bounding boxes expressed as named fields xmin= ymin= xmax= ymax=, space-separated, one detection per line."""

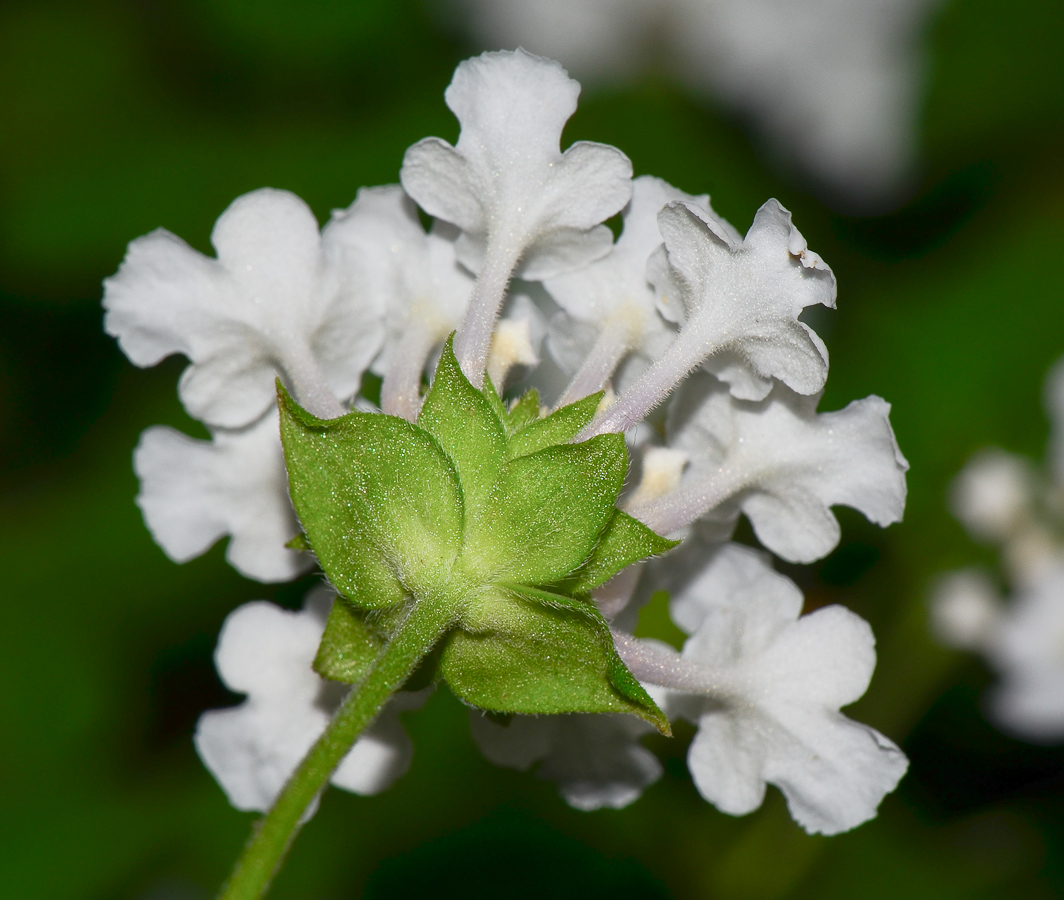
xmin=279 ymin=341 xmax=676 ymax=732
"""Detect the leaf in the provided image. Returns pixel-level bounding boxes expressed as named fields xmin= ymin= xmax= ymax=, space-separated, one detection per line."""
xmin=418 ymin=339 xmax=507 ymax=514
xmin=560 ymin=510 xmax=679 ymax=595
xmin=284 ymin=532 xmax=312 ymax=552
xmin=481 ymin=373 xmax=509 ymax=425
xmin=278 ymin=384 xmax=463 ymax=607
xmin=463 ymin=434 xmax=627 ymax=584
xmin=439 ymin=587 xmax=669 ymax=731
xmin=509 ymin=392 xmax=603 ymax=457
xmin=505 ymin=388 xmax=541 ymax=434
xmin=313 ymin=598 xmax=386 ymax=684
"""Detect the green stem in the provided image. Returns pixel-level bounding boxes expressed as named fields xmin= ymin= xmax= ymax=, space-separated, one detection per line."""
xmin=217 ymin=601 xmax=452 ymax=900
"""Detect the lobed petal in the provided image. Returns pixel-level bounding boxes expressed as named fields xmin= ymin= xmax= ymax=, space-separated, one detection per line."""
xmin=133 ymin=410 xmax=309 ymax=583
xmin=400 ymin=49 xmax=632 ymax=279
xmin=105 ymin=188 xmax=382 ymax=428
xmin=652 ymin=200 xmax=833 ymax=398
xmin=671 ymin=567 xmax=906 ymax=833
xmin=195 ymin=595 xmax=425 ymax=813
xmin=470 ymin=712 xmax=661 ymax=810
xmin=666 ymin=376 xmax=908 ymax=562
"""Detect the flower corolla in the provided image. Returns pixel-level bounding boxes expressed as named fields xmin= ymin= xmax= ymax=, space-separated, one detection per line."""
xmin=194 ymin=591 xmax=425 ymax=812
xmin=615 ymin=547 xmax=908 ymax=834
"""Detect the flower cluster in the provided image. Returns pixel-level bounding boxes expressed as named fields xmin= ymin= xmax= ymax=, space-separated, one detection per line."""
xmin=446 ymin=0 xmax=940 ymax=203
xmin=105 ymin=49 xmax=908 ymax=837
xmin=931 ymin=358 xmax=1064 ymax=742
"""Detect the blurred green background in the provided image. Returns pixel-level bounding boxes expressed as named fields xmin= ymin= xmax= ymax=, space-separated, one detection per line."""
xmin=2 ymin=0 xmax=1063 ymax=897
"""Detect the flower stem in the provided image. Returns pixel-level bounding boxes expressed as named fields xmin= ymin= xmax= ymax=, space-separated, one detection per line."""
xmin=216 ymin=601 xmax=452 ymax=900
xmin=454 ymin=241 xmax=520 ymax=388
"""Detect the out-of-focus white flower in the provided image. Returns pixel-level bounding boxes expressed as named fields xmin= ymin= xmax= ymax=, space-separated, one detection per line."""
xmin=985 ymin=565 xmax=1064 ymax=742
xmin=950 ymin=449 xmax=1034 ymax=544
xmin=929 ymin=569 xmax=1002 ymax=650
xmin=632 ymin=373 xmax=907 ymax=562
xmin=400 ymin=48 xmax=632 ymax=380
xmin=445 ymin=0 xmax=939 ymax=206
xmin=934 ymin=355 xmax=1064 ymax=743
xmin=133 ymin=409 xmax=307 ymax=583
xmin=104 ymin=188 xmax=383 ymax=425
xmin=1045 ymin=359 xmax=1064 ymax=487
xmin=469 ymin=711 xmax=662 ymax=810
xmin=195 ymin=592 xmax=426 ymax=813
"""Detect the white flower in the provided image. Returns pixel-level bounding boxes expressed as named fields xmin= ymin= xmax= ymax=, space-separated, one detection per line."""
xmin=544 ymin=176 xmax=709 ymax=403
xmin=133 ymin=409 xmax=307 ymax=583
xmin=325 ymin=185 xmax=474 ymax=420
xmin=985 ymin=565 xmax=1064 ymax=742
xmin=451 ymin=0 xmax=654 ymax=86
xmin=194 ymin=592 xmax=426 ymax=813
xmin=633 ymin=373 xmax=907 ymax=563
xmin=469 ymin=712 xmax=662 ymax=810
xmin=104 ymin=188 xmax=383 ymax=425
xmin=106 ymin=50 xmax=912 ymax=835
xmin=616 ymin=552 xmax=907 ymax=835
xmin=588 ymin=199 xmax=836 ymax=435
xmin=400 ymin=48 xmax=632 ymax=380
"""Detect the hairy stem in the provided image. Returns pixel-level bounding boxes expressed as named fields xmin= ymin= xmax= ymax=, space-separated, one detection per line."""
xmin=279 ymin=341 xmax=346 ymax=420
xmin=217 ymin=602 xmax=452 ymax=900
xmin=612 ymin=631 xmax=731 ymax=696
xmin=626 ymin=466 xmax=746 ymax=536
xmin=579 ymin=325 xmax=716 ymax=438
xmin=555 ymin=316 xmax=633 ymax=408
xmin=381 ymin=324 xmax=438 ymax=422
xmin=454 ymin=241 xmax=521 ymax=388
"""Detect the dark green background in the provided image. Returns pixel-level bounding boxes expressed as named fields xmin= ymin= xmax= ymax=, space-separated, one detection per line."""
xmin=2 ymin=1 xmax=1063 ymax=897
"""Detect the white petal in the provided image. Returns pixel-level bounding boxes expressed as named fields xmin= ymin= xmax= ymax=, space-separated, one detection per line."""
xmin=666 ymin=0 xmax=934 ymax=201
xmin=469 ymin=713 xmax=559 ymax=771
xmin=686 ymin=709 xmax=767 ymax=816
xmin=756 ymin=605 xmax=877 ymax=709
xmin=195 ymin=702 xmax=329 ymax=813
xmin=325 ymin=184 xmax=474 ymax=373
xmin=1045 ymin=357 xmax=1064 ymax=487
xmin=543 ymin=176 xmax=703 ymax=388
xmin=198 ymin=596 xmax=423 ymax=812
xmin=213 ymin=600 xmax=326 ymax=699
xmin=667 ymin=540 xmax=803 ymax=638
xmin=470 ymin=713 xmax=661 ymax=810
xmin=985 ymin=565 xmax=1064 ymax=741
xmin=105 ymin=188 xmax=383 ymax=427
xmin=400 ymin=49 xmax=632 ymax=279
xmin=664 ymin=376 xmax=908 ymax=562
xmin=133 ymin=410 xmax=308 ymax=583
xmin=761 ymin=711 xmax=908 ymax=835
xmin=672 ymin=574 xmax=906 ymax=833
xmin=928 ymin=568 xmax=1002 ymax=650
xmin=452 ymin=0 xmax=654 ymax=85
xmin=332 ymin=689 xmax=430 ymax=795
xmin=654 ymin=200 xmax=834 ymax=397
